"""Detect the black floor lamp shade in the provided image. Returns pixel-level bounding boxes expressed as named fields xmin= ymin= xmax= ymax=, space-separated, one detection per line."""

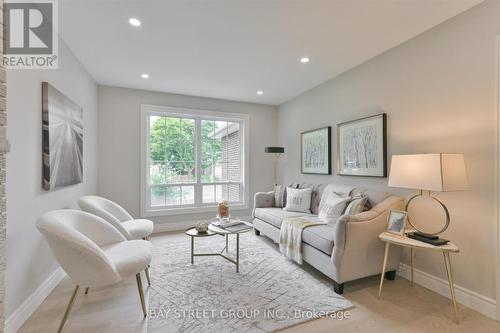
xmin=265 ymin=147 xmax=284 ymax=154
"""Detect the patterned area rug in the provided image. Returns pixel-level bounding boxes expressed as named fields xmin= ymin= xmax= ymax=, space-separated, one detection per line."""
xmin=148 ymin=231 xmax=352 ymax=333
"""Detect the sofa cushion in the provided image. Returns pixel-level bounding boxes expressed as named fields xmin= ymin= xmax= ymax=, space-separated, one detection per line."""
xmin=284 ymin=187 xmax=313 ymax=213
xmin=351 ymin=188 xmax=391 ymax=208
xmin=302 ymin=224 xmax=335 ymax=255
xmin=254 ymin=208 xmax=312 ymax=229
xmin=318 ymin=192 xmax=351 ymax=223
xmin=301 ymin=183 xmax=327 ymax=215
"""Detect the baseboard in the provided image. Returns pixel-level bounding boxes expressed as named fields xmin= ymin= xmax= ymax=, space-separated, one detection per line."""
xmin=153 ymin=215 xmax=253 ymax=234
xmin=5 ymin=267 xmax=66 ymax=333
xmin=153 ymin=220 xmax=196 ymax=233
xmin=398 ymin=263 xmax=496 ymax=320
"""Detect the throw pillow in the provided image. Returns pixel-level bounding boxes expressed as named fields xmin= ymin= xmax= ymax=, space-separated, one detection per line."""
xmin=344 ymin=195 xmax=369 ymax=215
xmin=318 ymin=192 xmax=351 ymax=223
xmin=274 ymin=184 xmax=286 ymax=208
xmin=283 ymin=187 xmax=313 ymax=213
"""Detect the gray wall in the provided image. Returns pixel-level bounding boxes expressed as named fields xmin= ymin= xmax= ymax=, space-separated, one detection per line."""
xmin=5 ymin=40 xmax=98 ymax=317
xmin=0 ymin=0 xmax=7 ymax=329
xmin=277 ymin=0 xmax=500 ymax=300
xmin=97 ymin=86 xmax=277 ymax=226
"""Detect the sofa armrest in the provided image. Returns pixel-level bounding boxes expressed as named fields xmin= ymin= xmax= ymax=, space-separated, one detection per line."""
xmin=252 ymin=191 xmax=275 ymax=218
xmin=331 ymin=196 xmax=404 ymax=283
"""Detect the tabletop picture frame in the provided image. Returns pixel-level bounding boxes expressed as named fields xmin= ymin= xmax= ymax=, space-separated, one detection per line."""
xmin=386 ymin=209 xmax=408 ymax=235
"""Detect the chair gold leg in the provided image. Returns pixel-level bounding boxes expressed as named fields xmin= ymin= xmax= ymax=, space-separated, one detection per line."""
xmin=145 ymin=266 xmax=151 ymax=286
xmin=57 ymin=285 xmax=80 ymax=333
xmin=378 ymin=243 xmax=390 ymax=299
xmin=84 ymin=287 xmax=89 ymax=295
xmin=136 ymin=273 xmax=147 ymax=318
xmin=443 ymin=252 xmax=459 ymax=324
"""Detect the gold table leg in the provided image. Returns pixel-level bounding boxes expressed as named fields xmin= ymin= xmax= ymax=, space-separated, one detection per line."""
xmin=443 ymin=251 xmax=459 ymax=324
xmin=57 ymin=285 xmax=80 ymax=333
xmin=236 ymin=234 xmax=240 ymax=273
xmin=190 ymin=236 xmax=194 ymax=264
xmin=378 ymin=242 xmax=390 ymax=299
xmin=411 ymin=248 xmax=415 ymax=286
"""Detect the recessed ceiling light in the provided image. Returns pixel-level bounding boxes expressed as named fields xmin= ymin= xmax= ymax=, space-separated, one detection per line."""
xmin=257 ymin=90 xmax=263 ymax=95
xmin=141 ymin=73 xmax=149 ymax=79
xmin=300 ymin=57 xmax=310 ymax=63
xmin=129 ymin=18 xmax=141 ymax=27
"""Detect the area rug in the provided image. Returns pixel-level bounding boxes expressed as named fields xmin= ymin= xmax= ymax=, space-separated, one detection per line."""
xmin=148 ymin=231 xmax=352 ymax=333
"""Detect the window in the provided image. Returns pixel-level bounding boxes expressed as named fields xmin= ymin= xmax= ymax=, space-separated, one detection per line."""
xmin=141 ymin=105 xmax=248 ymax=216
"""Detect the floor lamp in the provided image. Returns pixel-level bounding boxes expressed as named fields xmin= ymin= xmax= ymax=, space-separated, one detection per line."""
xmin=265 ymin=147 xmax=284 ymax=184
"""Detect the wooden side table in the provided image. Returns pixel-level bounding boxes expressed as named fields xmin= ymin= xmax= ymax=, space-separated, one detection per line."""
xmin=378 ymin=231 xmax=460 ymax=324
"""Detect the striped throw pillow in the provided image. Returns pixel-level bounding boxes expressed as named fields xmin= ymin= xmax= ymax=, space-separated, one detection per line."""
xmin=274 ymin=184 xmax=286 ymax=208
xmin=344 ymin=195 xmax=369 ymax=215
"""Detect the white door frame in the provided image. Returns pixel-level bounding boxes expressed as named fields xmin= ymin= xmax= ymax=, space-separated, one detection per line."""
xmin=496 ymin=34 xmax=500 ymax=322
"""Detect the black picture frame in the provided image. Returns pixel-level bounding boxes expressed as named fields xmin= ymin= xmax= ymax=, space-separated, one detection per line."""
xmin=300 ymin=126 xmax=332 ymax=175
xmin=337 ymin=113 xmax=387 ymax=177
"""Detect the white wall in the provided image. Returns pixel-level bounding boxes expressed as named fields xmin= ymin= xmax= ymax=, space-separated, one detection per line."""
xmin=277 ymin=0 xmax=499 ymax=301
xmin=5 ymin=40 xmax=98 ymax=318
xmin=98 ymin=86 xmax=277 ymax=227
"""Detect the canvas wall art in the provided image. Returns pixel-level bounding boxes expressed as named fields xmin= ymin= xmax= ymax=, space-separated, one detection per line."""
xmin=301 ymin=126 xmax=331 ymax=175
xmin=337 ymin=113 xmax=387 ymax=177
xmin=42 ymin=82 xmax=83 ymax=191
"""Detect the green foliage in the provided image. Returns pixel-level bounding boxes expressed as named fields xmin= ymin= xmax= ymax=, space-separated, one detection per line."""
xmin=149 ymin=116 xmax=222 ymax=183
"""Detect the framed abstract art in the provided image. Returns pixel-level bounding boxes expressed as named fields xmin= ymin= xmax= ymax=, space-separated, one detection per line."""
xmin=42 ymin=82 xmax=84 ymax=191
xmin=337 ymin=113 xmax=387 ymax=177
xmin=301 ymin=126 xmax=331 ymax=175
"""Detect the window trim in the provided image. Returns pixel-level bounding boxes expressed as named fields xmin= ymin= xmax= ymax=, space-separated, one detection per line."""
xmin=140 ymin=104 xmax=250 ymax=217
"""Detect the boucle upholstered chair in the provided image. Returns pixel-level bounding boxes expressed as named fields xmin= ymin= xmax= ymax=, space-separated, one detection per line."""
xmin=36 ymin=210 xmax=152 ymax=333
xmin=78 ymin=196 xmax=154 ymax=288
xmin=78 ymin=196 xmax=154 ymax=241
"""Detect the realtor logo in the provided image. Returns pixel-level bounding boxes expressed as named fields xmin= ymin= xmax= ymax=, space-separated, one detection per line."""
xmin=3 ymin=0 xmax=58 ymax=69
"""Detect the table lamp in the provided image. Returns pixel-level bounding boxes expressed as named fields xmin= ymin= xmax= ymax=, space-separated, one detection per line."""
xmin=388 ymin=153 xmax=468 ymax=245
xmin=265 ymin=147 xmax=284 ymax=184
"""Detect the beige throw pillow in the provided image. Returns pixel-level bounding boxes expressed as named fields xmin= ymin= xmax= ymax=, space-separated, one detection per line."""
xmin=283 ymin=187 xmax=313 ymax=213
xmin=318 ymin=192 xmax=351 ymax=223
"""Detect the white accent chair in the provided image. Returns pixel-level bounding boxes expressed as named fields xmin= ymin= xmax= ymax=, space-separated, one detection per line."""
xmin=78 ymin=196 xmax=154 ymax=241
xmin=36 ymin=210 xmax=152 ymax=333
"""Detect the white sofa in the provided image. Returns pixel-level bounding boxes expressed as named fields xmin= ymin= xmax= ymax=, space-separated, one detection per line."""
xmin=252 ymin=183 xmax=404 ymax=294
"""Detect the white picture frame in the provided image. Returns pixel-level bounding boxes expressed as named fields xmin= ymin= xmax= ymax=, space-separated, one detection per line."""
xmin=386 ymin=209 xmax=408 ymax=235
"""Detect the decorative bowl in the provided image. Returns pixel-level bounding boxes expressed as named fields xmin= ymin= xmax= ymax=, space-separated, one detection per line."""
xmin=195 ymin=221 xmax=209 ymax=234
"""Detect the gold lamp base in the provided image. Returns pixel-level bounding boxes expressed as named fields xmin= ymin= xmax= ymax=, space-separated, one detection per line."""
xmin=405 ymin=190 xmax=450 ymax=245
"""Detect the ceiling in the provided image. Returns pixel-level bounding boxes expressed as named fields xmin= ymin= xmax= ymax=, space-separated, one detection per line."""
xmin=60 ymin=0 xmax=483 ymax=106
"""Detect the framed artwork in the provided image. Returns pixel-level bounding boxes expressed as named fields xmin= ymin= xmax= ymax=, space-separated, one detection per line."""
xmin=386 ymin=209 xmax=408 ymax=235
xmin=301 ymin=126 xmax=331 ymax=175
xmin=42 ymin=82 xmax=83 ymax=191
xmin=337 ymin=113 xmax=387 ymax=177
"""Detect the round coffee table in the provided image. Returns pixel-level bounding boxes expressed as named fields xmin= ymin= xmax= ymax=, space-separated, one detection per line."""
xmin=185 ymin=222 xmax=252 ymax=272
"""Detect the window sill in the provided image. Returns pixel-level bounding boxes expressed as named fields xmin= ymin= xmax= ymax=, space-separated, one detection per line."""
xmin=141 ymin=203 xmax=249 ymax=218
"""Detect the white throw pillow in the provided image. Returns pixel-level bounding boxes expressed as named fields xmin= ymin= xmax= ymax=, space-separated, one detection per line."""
xmin=283 ymin=187 xmax=313 ymax=213
xmin=318 ymin=192 xmax=351 ymax=223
